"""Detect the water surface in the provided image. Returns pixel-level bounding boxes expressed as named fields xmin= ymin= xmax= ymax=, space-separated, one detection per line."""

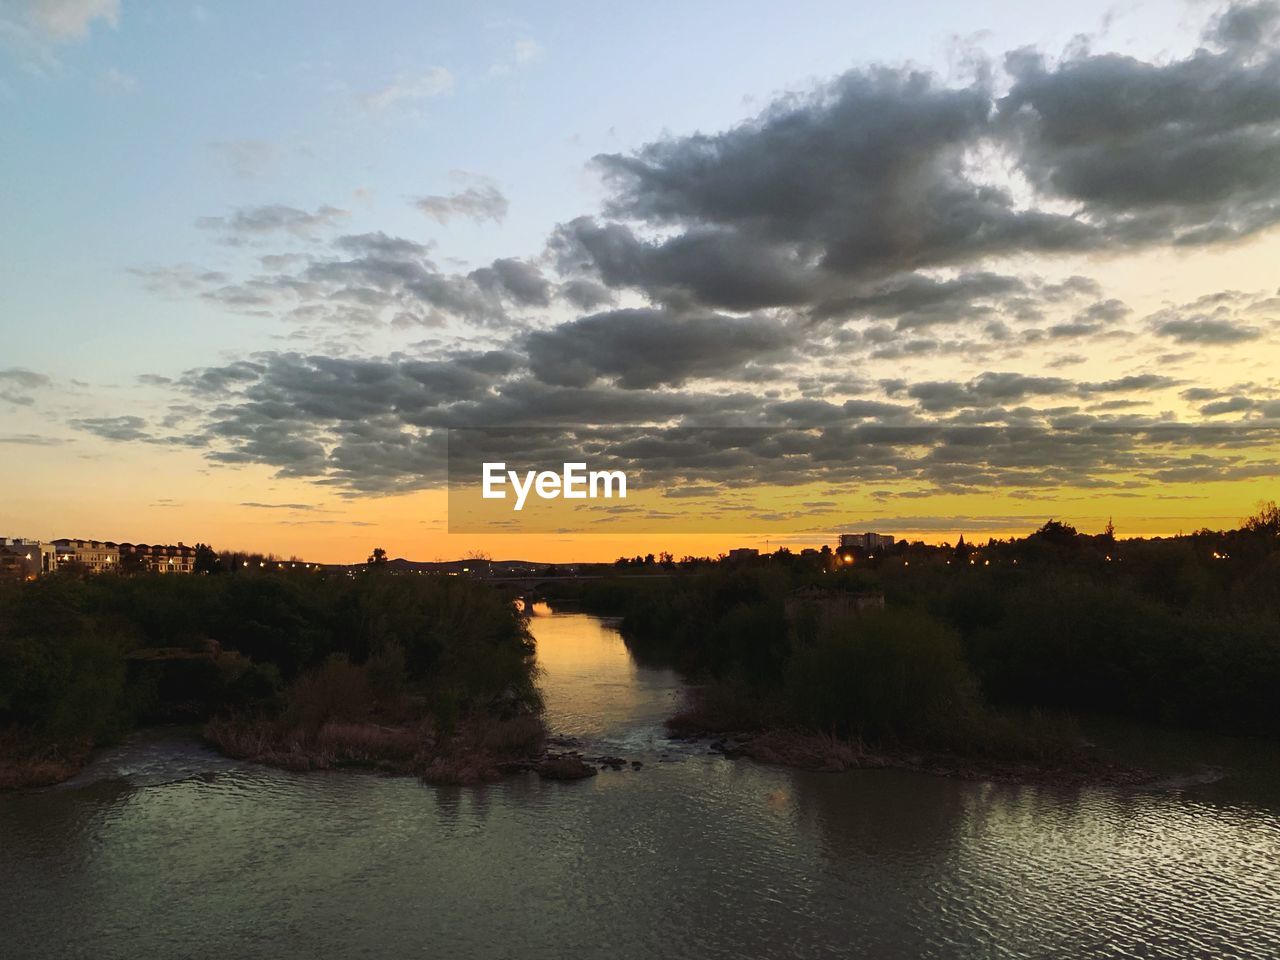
xmin=2 ymin=608 xmax=1278 ymax=959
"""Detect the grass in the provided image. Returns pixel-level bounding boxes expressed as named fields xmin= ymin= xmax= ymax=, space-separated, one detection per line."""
xmin=0 ymin=728 xmax=93 ymax=789
xmin=204 ymin=710 xmax=546 ymax=784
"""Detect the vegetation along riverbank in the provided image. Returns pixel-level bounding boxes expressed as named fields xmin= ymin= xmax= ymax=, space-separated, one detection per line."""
xmin=557 ymin=506 xmax=1280 ymax=785
xmin=0 ymin=572 xmax=545 ymax=787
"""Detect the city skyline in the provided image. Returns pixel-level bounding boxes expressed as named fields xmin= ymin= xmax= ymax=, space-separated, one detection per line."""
xmin=3 ymin=0 xmax=1279 ymax=563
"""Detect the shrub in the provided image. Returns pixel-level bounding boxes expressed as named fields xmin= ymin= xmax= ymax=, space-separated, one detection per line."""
xmin=786 ymin=608 xmax=979 ymax=745
xmin=282 ymin=655 xmax=373 ymax=738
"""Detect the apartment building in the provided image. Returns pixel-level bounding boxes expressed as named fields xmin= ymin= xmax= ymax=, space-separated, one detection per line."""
xmin=0 ymin=538 xmax=56 ymax=580
xmin=118 ymin=542 xmax=197 ymax=574
xmin=51 ymin=538 xmax=120 ymax=574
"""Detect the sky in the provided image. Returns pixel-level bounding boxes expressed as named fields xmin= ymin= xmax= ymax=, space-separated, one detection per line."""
xmin=1 ymin=0 xmax=1278 ymax=562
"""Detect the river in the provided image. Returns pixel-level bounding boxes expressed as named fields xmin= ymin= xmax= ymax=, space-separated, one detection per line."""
xmin=1 ymin=607 xmax=1278 ymax=958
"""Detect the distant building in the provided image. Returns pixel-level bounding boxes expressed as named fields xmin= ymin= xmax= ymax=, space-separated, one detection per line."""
xmin=118 ymin=542 xmax=197 ymax=574
xmin=839 ymin=532 xmax=896 ymax=552
xmin=727 ymin=547 xmax=759 ymax=562
xmin=51 ymin=538 xmax=120 ymax=574
xmin=0 ymin=538 xmax=56 ymax=580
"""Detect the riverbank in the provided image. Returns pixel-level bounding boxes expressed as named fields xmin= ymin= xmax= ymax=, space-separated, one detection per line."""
xmin=666 ymin=687 xmax=1157 ymax=787
xmin=0 ymin=731 xmax=92 ymax=789
xmin=204 ymin=711 xmax=548 ymax=786
xmin=698 ymin=729 xmax=1155 ymax=787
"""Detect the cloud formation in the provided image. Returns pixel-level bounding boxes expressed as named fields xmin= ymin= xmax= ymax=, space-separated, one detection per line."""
xmin=195 ymin=205 xmax=350 ymax=243
xmin=558 ymin=5 xmax=1280 ymax=315
xmin=360 ymin=67 xmax=453 ymax=110
xmin=99 ymin=3 xmax=1280 ymax=505
xmin=0 ymin=368 xmax=52 ymax=406
xmin=414 ymin=182 xmax=509 ymax=225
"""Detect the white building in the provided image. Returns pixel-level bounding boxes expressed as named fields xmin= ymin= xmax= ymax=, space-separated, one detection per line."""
xmin=51 ymin=538 xmax=120 ymax=574
xmin=0 ymin=538 xmax=56 ymax=579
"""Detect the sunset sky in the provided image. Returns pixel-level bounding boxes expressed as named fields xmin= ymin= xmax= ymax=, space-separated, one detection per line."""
xmin=2 ymin=0 xmax=1278 ymax=562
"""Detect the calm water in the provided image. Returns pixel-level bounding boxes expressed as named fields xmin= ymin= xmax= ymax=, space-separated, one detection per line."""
xmin=2 ymin=608 xmax=1278 ymax=959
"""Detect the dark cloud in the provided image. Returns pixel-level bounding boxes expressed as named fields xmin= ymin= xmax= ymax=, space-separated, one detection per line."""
xmin=551 ymin=217 xmax=813 ymax=311
xmin=526 ymin=309 xmax=799 ymax=388
xmin=887 ymin=370 xmax=1178 ymax=412
xmin=547 ymin=5 xmax=1280 ymax=320
xmin=813 ymin=271 xmax=1031 ymax=327
xmin=76 ymin=343 xmax=1275 ymax=500
xmin=1211 ymin=0 xmax=1280 ymax=49
xmin=468 ymin=258 xmax=551 ymax=307
xmin=558 ymin=277 xmax=616 ymax=311
xmin=1000 ymin=7 xmax=1280 ymax=246
xmin=1153 ymin=316 xmax=1263 ymax=344
xmin=1201 ymin=396 xmax=1256 ymax=415
xmin=71 ymin=415 xmax=152 ymax=441
xmin=595 ymin=68 xmax=1092 ymax=287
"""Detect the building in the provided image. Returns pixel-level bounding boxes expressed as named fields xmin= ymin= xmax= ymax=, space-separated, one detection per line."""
xmin=0 ymin=538 xmax=56 ymax=580
xmin=726 ymin=547 xmax=759 ymax=562
xmin=118 ymin=542 xmax=197 ymax=574
xmin=51 ymin=538 xmax=120 ymax=574
xmin=839 ymin=532 xmax=896 ymax=553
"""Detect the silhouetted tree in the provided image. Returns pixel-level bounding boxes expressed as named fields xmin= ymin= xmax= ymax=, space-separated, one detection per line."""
xmin=367 ymin=547 xmax=388 ymax=566
xmin=1244 ymin=500 xmax=1280 ymax=538
xmin=1031 ymin=519 xmax=1079 ymax=548
xmin=194 ymin=543 xmax=222 ymax=575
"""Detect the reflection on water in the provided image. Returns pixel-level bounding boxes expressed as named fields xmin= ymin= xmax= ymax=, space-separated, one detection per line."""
xmin=1 ymin=609 xmax=1278 ymax=959
xmin=531 ymin=604 xmax=685 ymax=750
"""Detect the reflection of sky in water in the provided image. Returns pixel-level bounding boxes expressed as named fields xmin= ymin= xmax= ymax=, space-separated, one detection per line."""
xmin=1 ymin=611 xmax=1278 ymax=960
xmin=529 ymin=604 xmax=686 ymax=752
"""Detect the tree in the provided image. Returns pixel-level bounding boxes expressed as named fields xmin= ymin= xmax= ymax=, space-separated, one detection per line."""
xmin=118 ymin=551 xmax=147 ymax=576
xmin=193 ymin=543 xmax=222 ymax=575
xmin=1244 ymin=501 xmax=1280 ymax=538
xmin=1031 ymin=519 xmax=1079 ymax=547
xmin=367 ymin=547 xmax=388 ymax=566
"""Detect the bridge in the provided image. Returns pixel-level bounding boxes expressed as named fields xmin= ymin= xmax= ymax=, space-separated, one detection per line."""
xmin=482 ymin=572 xmax=675 ymax=607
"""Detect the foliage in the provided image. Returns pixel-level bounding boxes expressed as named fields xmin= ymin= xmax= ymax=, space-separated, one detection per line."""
xmin=0 ymin=572 xmax=540 ymax=761
xmin=786 ymin=609 xmax=979 ymax=744
xmin=584 ymin=504 xmax=1280 ymax=742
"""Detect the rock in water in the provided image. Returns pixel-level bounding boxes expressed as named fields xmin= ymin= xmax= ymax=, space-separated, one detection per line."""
xmin=537 ymin=754 xmax=597 ymax=780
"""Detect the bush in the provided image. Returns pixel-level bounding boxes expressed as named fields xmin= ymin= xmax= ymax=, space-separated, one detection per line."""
xmin=283 ymin=656 xmax=373 ymax=738
xmin=786 ymin=608 xmax=979 ymax=745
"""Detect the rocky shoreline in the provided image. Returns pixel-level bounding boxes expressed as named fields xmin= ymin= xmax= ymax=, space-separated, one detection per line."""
xmin=202 ymin=716 xmax=655 ymax=786
xmin=673 ymin=727 xmax=1161 ymax=787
